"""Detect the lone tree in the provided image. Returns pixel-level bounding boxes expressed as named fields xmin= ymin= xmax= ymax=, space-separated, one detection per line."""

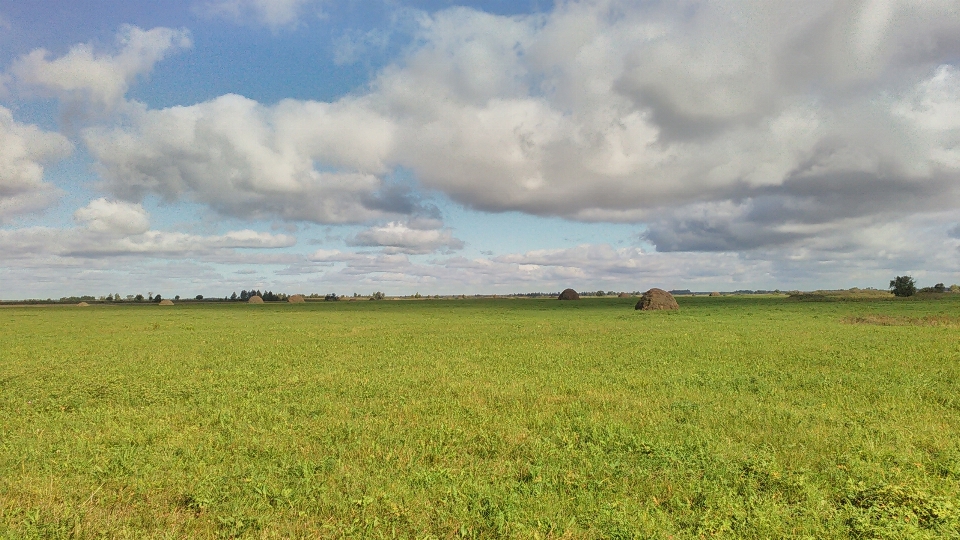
xmin=889 ymin=276 xmax=916 ymax=297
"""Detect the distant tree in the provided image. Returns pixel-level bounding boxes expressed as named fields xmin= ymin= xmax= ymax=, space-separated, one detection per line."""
xmin=414 ymin=292 xmax=421 ymax=299
xmin=324 ymin=293 xmax=339 ymax=301
xmin=195 ymin=295 xmax=204 ymax=300
xmin=934 ymin=283 xmax=946 ymax=293
xmin=230 ymin=292 xmax=238 ymax=301
xmin=175 ymin=295 xmax=180 ymax=300
xmin=135 ymin=294 xmax=144 ymax=302
xmin=596 ymin=290 xmax=606 ymax=297
xmin=889 ymin=276 xmax=916 ymax=297
xmin=952 ymin=284 xmax=960 ymax=293
xmin=370 ymin=291 xmax=385 ymax=300
xmin=263 ymin=290 xmax=279 ymax=301
xmin=154 ymin=294 xmax=162 ymax=303
xmin=240 ymin=290 xmax=249 ymax=301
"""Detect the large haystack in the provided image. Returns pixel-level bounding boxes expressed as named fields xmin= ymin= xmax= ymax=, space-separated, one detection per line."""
xmin=635 ymin=288 xmax=679 ymax=311
xmin=158 ymin=299 xmax=174 ymax=306
xmin=288 ymin=294 xmax=305 ymax=303
xmin=248 ymin=295 xmax=264 ymax=304
xmin=709 ymin=291 xmax=721 ymax=297
xmin=617 ymin=292 xmax=632 ymax=298
xmin=558 ymin=288 xmax=580 ymax=300
xmin=77 ymin=302 xmax=90 ymax=307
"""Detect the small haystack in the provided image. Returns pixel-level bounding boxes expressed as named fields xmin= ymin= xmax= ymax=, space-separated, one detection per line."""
xmin=635 ymin=288 xmax=679 ymax=311
xmin=709 ymin=291 xmax=721 ymax=297
xmin=158 ymin=299 xmax=174 ymax=306
xmin=77 ymin=302 xmax=90 ymax=307
xmin=558 ymin=288 xmax=580 ymax=300
xmin=617 ymin=292 xmax=631 ymax=298
xmin=288 ymin=294 xmax=305 ymax=303
xmin=248 ymin=295 xmax=264 ymax=304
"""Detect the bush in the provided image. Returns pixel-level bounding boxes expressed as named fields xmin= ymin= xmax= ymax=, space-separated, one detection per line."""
xmin=889 ymin=276 xmax=916 ymax=297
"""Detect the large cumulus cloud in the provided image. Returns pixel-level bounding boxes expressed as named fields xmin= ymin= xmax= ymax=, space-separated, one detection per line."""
xmin=83 ymin=94 xmax=415 ymax=224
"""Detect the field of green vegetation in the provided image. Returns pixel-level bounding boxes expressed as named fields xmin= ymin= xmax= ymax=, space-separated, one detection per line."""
xmin=1 ymin=295 xmax=959 ymax=538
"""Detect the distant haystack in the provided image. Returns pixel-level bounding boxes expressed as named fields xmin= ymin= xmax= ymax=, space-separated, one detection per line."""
xmin=558 ymin=289 xmax=580 ymax=300
xmin=77 ymin=302 xmax=90 ymax=307
xmin=709 ymin=291 xmax=721 ymax=297
xmin=288 ymin=294 xmax=305 ymax=303
xmin=617 ymin=292 xmax=631 ymax=298
xmin=248 ymin=296 xmax=264 ymax=304
xmin=158 ymin=299 xmax=174 ymax=306
xmin=635 ymin=288 xmax=679 ymax=311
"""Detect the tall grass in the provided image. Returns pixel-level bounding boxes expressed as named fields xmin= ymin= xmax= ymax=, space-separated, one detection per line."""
xmin=1 ymin=296 xmax=958 ymax=538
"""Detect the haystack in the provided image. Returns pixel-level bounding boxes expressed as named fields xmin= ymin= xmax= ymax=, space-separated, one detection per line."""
xmin=77 ymin=302 xmax=90 ymax=307
xmin=158 ymin=299 xmax=174 ymax=306
xmin=635 ymin=288 xmax=679 ymax=311
xmin=248 ymin=295 xmax=264 ymax=304
xmin=288 ymin=294 xmax=305 ymax=303
xmin=709 ymin=291 xmax=720 ymax=297
xmin=617 ymin=292 xmax=631 ymax=298
xmin=558 ymin=289 xmax=580 ymax=300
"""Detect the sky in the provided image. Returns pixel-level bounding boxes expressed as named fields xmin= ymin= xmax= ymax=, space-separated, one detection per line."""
xmin=1 ymin=0 xmax=959 ymax=299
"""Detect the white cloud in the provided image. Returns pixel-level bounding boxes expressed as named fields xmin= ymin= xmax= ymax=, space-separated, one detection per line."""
xmin=0 ymin=106 xmax=72 ymax=222
xmin=74 ymin=198 xmax=150 ymax=236
xmin=10 ymin=25 xmax=191 ymax=111
xmin=371 ymin=1 xmax=960 ymax=226
xmin=198 ymin=0 xmax=317 ymax=30
xmin=347 ymin=219 xmax=464 ymax=254
xmin=83 ymin=94 xmax=406 ymax=224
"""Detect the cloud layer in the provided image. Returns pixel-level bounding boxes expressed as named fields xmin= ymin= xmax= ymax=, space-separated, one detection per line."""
xmin=72 ymin=3 xmax=960 ymax=255
xmin=2 ymin=2 xmax=960 ymax=298
xmin=347 ymin=219 xmax=464 ymax=254
xmin=2 ymin=198 xmax=294 ymax=260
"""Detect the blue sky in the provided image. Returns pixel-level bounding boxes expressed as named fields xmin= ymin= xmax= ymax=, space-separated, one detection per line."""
xmin=1 ymin=0 xmax=959 ymax=299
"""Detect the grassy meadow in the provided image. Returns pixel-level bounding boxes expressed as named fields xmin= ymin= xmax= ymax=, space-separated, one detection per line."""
xmin=1 ymin=295 xmax=959 ymax=538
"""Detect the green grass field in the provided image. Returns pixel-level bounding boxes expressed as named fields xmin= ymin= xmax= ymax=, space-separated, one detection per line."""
xmin=1 ymin=296 xmax=959 ymax=538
